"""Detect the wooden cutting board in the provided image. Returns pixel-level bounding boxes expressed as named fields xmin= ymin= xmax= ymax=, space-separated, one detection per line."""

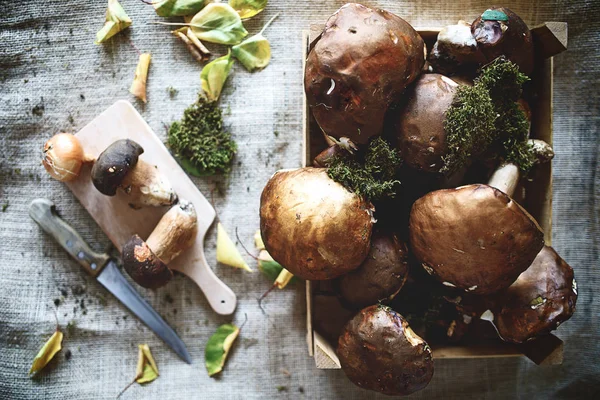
xmin=65 ymin=100 xmax=237 ymax=315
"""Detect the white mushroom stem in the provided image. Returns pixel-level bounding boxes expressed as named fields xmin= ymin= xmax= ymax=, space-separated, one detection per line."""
xmin=121 ymin=159 xmax=178 ymax=208
xmin=145 ymin=200 xmax=198 ymax=264
xmin=487 ymin=139 xmax=555 ymax=197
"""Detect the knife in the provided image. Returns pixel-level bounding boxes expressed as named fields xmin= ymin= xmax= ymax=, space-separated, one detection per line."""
xmin=29 ymin=198 xmax=192 ymax=364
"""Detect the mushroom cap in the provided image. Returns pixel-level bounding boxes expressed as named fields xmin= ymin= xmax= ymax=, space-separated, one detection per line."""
xmin=471 ymin=7 xmax=534 ymax=74
xmin=91 ymin=139 xmax=144 ymax=196
xmin=409 ymin=184 xmax=544 ymax=294
xmin=260 ymin=167 xmax=373 ymax=280
xmin=122 ymin=234 xmax=173 ymax=289
xmin=305 ymin=3 xmax=425 ymax=146
xmin=393 ymin=74 xmax=462 ymax=173
xmin=337 ymin=305 xmax=434 ymax=396
xmin=337 ymin=230 xmax=409 ymax=308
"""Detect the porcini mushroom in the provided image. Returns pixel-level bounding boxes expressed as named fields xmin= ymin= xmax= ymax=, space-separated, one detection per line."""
xmin=305 ymin=3 xmax=425 ymax=148
xmin=429 ymin=21 xmax=486 ymax=75
xmin=91 ymin=139 xmax=177 ymax=208
xmin=337 ymin=230 xmax=409 ymax=308
xmin=259 ymin=167 xmax=373 ymax=280
xmin=409 ymin=184 xmax=545 ymax=294
xmin=122 ymin=200 xmax=197 ymax=288
xmin=337 ymin=305 xmax=434 ymax=396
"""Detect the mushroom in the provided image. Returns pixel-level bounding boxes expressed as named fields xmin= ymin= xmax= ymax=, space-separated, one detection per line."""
xmin=409 ymin=184 xmax=545 ymax=294
xmin=305 ymin=3 xmax=425 ymax=148
xmin=471 ymin=7 xmax=534 ymax=74
xmin=336 ymin=230 xmax=409 ymax=308
xmin=337 ymin=305 xmax=434 ymax=396
xmin=260 ymin=167 xmax=374 ymax=280
xmin=122 ymin=200 xmax=197 ymax=288
xmin=453 ymin=246 xmax=577 ymax=343
xmin=91 ymin=139 xmax=177 ymax=208
xmin=312 ymin=144 xmax=345 ymax=168
xmin=429 ymin=21 xmax=486 ymax=75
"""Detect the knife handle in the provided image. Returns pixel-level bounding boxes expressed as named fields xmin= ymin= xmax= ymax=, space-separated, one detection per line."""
xmin=29 ymin=199 xmax=110 ymax=278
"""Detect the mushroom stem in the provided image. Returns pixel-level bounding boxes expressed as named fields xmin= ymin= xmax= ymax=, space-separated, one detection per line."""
xmin=121 ymin=159 xmax=178 ymax=208
xmin=146 ymin=200 xmax=197 ymax=264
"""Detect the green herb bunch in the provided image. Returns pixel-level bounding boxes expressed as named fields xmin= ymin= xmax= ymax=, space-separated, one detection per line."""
xmin=327 ymin=137 xmax=402 ymax=202
xmin=168 ymin=95 xmax=237 ymax=176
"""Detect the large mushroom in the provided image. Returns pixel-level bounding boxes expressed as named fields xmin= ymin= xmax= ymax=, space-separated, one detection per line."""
xmin=409 ymin=184 xmax=545 ymax=294
xmin=337 ymin=305 xmax=434 ymax=396
xmin=260 ymin=167 xmax=374 ymax=280
xmin=122 ymin=200 xmax=197 ymax=288
xmin=305 ymin=3 xmax=425 ymax=148
xmin=91 ymin=139 xmax=177 ymax=208
xmin=337 ymin=230 xmax=409 ymax=308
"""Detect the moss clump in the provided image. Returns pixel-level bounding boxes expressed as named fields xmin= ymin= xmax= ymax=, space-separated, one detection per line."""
xmin=328 ymin=137 xmax=402 ymax=202
xmin=167 ymin=95 xmax=236 ymax=176
xmin=442 ymin=57 xmax=536 ymax=174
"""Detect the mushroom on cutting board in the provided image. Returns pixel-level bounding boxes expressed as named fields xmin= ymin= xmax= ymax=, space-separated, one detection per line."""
xmin=122 ymin=200 xmax=197 ymax=289
xmin=91 ymin=139 xmax=177 ymax=208
xmin=409 ymin=184 xmax=544 ymax=294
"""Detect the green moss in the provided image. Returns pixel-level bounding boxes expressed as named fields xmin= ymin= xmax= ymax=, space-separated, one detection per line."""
xmin=327 ymin=137 xmax=402 ymax=202
xmin=167 ymin=95 xmax=236 ymax=176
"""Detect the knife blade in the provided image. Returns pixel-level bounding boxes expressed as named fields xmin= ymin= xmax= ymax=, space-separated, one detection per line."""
xmin=29 ymin=198 xmax=192 ymax=364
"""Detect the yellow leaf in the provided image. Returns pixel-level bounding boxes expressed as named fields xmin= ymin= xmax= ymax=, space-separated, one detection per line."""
xmin=274 ymin=268 xmax=294 ymax=289
xmin=216 ymin=222 xmax=252 ymax=271
xmin=130 ymin=53 xmax=151 ymax=103
xmin=135 ymin=344 xmax=159 ymax=384
xmin=205 ymin=324 xmax=240 ymax=376
xmin=254 ymin=229 xmax=265 ymax=250
xmin=95 ymin=0 xmax=132 ymax=44
xmin=29 ymin=330 xmax=63 ymax=375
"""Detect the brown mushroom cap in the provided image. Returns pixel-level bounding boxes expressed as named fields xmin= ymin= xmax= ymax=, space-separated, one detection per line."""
xmin=393 ymin=74 xmax=464 ymax=173
xmin=260 ymin=167 xmax=373 ymax=280
xmin=305 ymin=3 xmax=425 ymax=146
xmin=337 ymin=230 xmax=409 ymax=308
xmin=91 ymin=139 xmax=144 ymax=196
xmin=409 ymin=184 xmax=544 ymax=294
xmin=122 ymin=234 xmax=173 ymax=289
xmin=471 ymin=7 xmax=534 ymax=74
xmin=338 ymin=305 xmax=434 ymax=396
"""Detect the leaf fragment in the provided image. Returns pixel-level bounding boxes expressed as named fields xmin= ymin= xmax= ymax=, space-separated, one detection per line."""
xmin=135 ymin=344 xmax=159 ymax=384
xmin=257 ymin=249 xmax=296 ymax=287
xmin=95 ymin=0 xmax=132 ymax=44
xmin=189 ymin=3 xmax=248 ymax=45
xmin=216 ymin=222 xmax=252 ymax=271
xmin=229 ymin=0 xmax=268 ymax=19
xmin=173 ymin=27 xmax=211 ymax=62
xmin=205 ymin=324 xmax=240 ymax=376
xmin=274 ymin=268 xmax=294 ymax=289
xmin=200 ymin=52 xmax=234 ymax=101
xmin=231 ymin=13 xmax=276 ymax=71
xmin=29 ymin=330 xmax=63 ymax=375
xmin=130 ymin=53 xmax=151 ymax=103
xmin=254 ymin=229 xmax=265 ymax=250
xmin=153 ymin=0 xmax=208 ymax=17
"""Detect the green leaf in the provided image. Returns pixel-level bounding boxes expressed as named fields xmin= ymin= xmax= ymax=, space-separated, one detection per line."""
xmin=29 ymin=330 xmax=63 ymax=375
xmin=189 ymin=3 xmax=248 ymax=45
xmin=205 ymin=324 xmax=240 ymax=376
xmin=95 ymin=0 xmax=132 ymax=44
xmin=153 ymin=0 xmax=208 ymax=17
xmin=481 ymin=9 xmax=509 ymax=22
xmin=201 ymin=51 xmax=234 ymax=101
xmin=258 ymin=257 xmax=284 ymax=281
xmin=229 ymin=0 xmax=268 ymax=19
xmin=232 ymin=13 xmax=276 ymax=71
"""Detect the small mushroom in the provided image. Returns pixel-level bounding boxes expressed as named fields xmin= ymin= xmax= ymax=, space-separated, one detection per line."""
xmin=122 ymin=200 xmax=197 ymax=288
xmin=429 ymin=21 xmax=486 ymax=75
xmin=409 ymin=184 xmax=545 ymax=294
xmin=336 ymin=230 xmax=409 ymax=308
xmin=312 ymin=144 xmax=346 ymax=168
xmin=91 ymin=139 xmax=177 ymax=208
xmin=337 ymin=305 xmax=434 ymax=396
xmin=471 ymin=7 xmax=534 ymax=74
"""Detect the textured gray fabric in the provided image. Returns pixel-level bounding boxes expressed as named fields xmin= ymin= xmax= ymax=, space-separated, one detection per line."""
xmin=0 ymin=1 xmax=598 ymax=399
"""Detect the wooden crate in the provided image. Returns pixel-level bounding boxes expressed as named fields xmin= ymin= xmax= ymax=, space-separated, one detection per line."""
xmin=302 ymin=22 xmax=568 ymax=369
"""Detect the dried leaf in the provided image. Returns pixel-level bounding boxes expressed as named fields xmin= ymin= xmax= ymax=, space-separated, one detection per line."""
xmin=231 ymin=14 xmax=276 ymax=71
xmin=216 ymin=222 xmax=252 ymax=271
xmin=205 ymin=324 xmax=240 ymax=376
xmin=189 ymin=3 xmax=248 ymax=45
xmin=200 ymin=52 xmax=234 ymax=101
xmin=130 ymin=53 xmax=151 ymax=103
xmin=95 ymin=0 xmax=132 ymax=44
xmin=135 ymin=344 xmax=159 ymax=384
xmin=154 ymin=0 xmax=208 ymax=17
xmin=229 ymin=0 xmax=268 ymax=19
xmin=29 ymin=330 xmax=63 ymax=375
xmin=254 ymin=229 xmax=265 ymax=250
xmin=173 ymin=28 xmax=209 ymax=62
xmin=274 ymin=268 xmax=294 ymax=289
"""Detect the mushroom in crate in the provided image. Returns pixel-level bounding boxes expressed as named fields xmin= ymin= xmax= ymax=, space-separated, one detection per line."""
xmin=337 ymin=305 xmax=434 ymax=396
xmin=122 ymin=200 xmax=198 ymax=288
xmin=91 ymin=139 xmax=177 ymax=208
xmin=305 ymin=3 xmax=425 ymax=149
